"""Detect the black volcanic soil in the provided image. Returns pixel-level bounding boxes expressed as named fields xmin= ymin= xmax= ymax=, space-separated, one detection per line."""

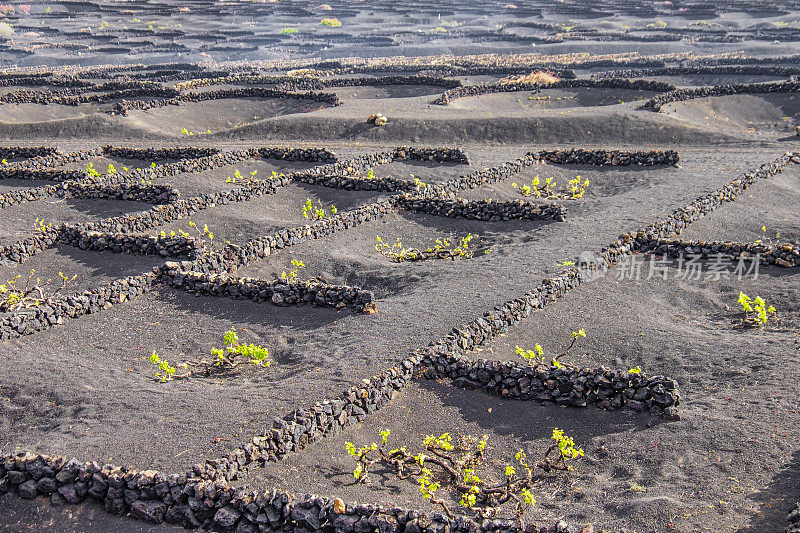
xmin=242 ymin=261 xmax=800 ymax=533
xmin=2 ymin=9 xmax=800 ymax=531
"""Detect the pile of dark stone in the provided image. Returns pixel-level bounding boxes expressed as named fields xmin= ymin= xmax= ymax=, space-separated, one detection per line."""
xmin=641 ymin=80 xmax=800 ymax=111
xmin=634 ymin=237 xmax=800 ymax=268
xmin=397 ymin=196 xmax=567 ymax=222
xmin=160 ymin=264 xmax=375 ymax=312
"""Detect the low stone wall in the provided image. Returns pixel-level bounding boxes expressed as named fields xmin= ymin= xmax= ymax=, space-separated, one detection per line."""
xmin=255 ymin=146 xmax=338 ymax=162
xmin=591 ymin=65 xmax=800 ymax=80
xmin=322 ymin=74 xmax=462 ymax=89
xmin=3 ymin=148 xmax=96 ymax=173
xmin=100 ymin=146 xmax=220 ymax=161
xmin=0 ymin=146 xmax=61 ymax=159
xmin=63 ymin=182 xmax=180 ymax=204
xmin=0 ymin=84 xmax=180 ymax=106
xmin=0 ymin=447 xmax=576 ymax=533
xmin=433 ymin=82 xmax=540 ymax=105
xmin=91 ymin=175 xmax=291 ymax=235
xmin=433 ymin=78 xmax=676 ymax=105
xmin=278 ymin=74 xmax=463 ymax=91
xmin=633 ymin=237 xmax=800 ymax=268
xmin=212 ymin=199 xmax=397 ymax=272
xmin=0 ymin=168 xmax=84 ymax=182
xmin=181 ymin=88 xmax=341 ymax=106
xmin=434 ymin=149 xmax=678 ymax=196
xmin=160 ymin=265 xmax=375 ymax=312
xmin=789 ymin=504 xmax=800 ymax=533
xmin=429 ymin=357 xmax=680 ymax=413
xmin=551 ymin=78 xmax=676 ymax=92
xmin=393 ymin=146 xmax=470 ymax=164
xmin=397 ymin=196 xmax=567 ymax=222
xmin=638 ymin=152 xmax=798 ymax=238
xmin=293 ymin=172 xmax=418 ymax=192
xmin=0 ymin=272 xmax=156 ymax=340
xmin=0 ymin=226 xmax=61 ymax=263
xmin=59 ymin=228 xmax=200 ymax=258
xmin=112 ymin=87 xmax=341 ymax=115
xmin=641 ymin=80 xmax=800 ymax=111
xmin=533 ymin=148 xmax=680 ymax=167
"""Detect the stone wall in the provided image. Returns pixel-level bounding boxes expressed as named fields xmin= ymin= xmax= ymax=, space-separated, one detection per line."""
xmin=160 ymin=265 xmax=375 ymax=312
xmin=641 ymin=80 xmax=800 ymax=111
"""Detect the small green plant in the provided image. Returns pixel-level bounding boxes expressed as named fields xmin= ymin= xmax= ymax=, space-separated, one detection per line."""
xmin=34 ymin=218 xmax=52 ymax=234
xmin=737 ymin=292 xmax=777 ymax=326
xmin=302 ymin=198 xmax=336 ymax=221
xmin=226 ymin=169 xmax=259 ymax=184
xmin=345 ymin=428 xmax=582 ymax=524
xmin=159 ymin=221 xmax=214 ymax=251
xmin=149 ymin=351 xmax=176 ymax=383
xmin=85 ymin=162 xmax=101 ymax=177
xmin=755 ymin=225 xmax=782 ymax=246
xmin=150 ymin=328 xmax=270 ymax=382
xmin=280 ymin=259 xmax=305 ymax=283
xmin=180 ymin=128 xmax=212 ymax=136
xmin=279 ymin=27 xmax=299 ymax=34
xmin=511 ymin=175 xmax=589 ymax=200
xmin=412 ymin=177 xmax=428 ymax=190
xmin=320 ymin=17 xmax=342 ymax=27
xmin=85 ymin=162 xmax=116 ymax=178
xmin=559 ymin=260 xmax=575 ymax=266
xmin=0 ymin=270 xmax=76 ymax=312
xmin=516 ymin=329 xmax=586 ymax=369
xmin=375 ymin=234 xmax=477 ymax=262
